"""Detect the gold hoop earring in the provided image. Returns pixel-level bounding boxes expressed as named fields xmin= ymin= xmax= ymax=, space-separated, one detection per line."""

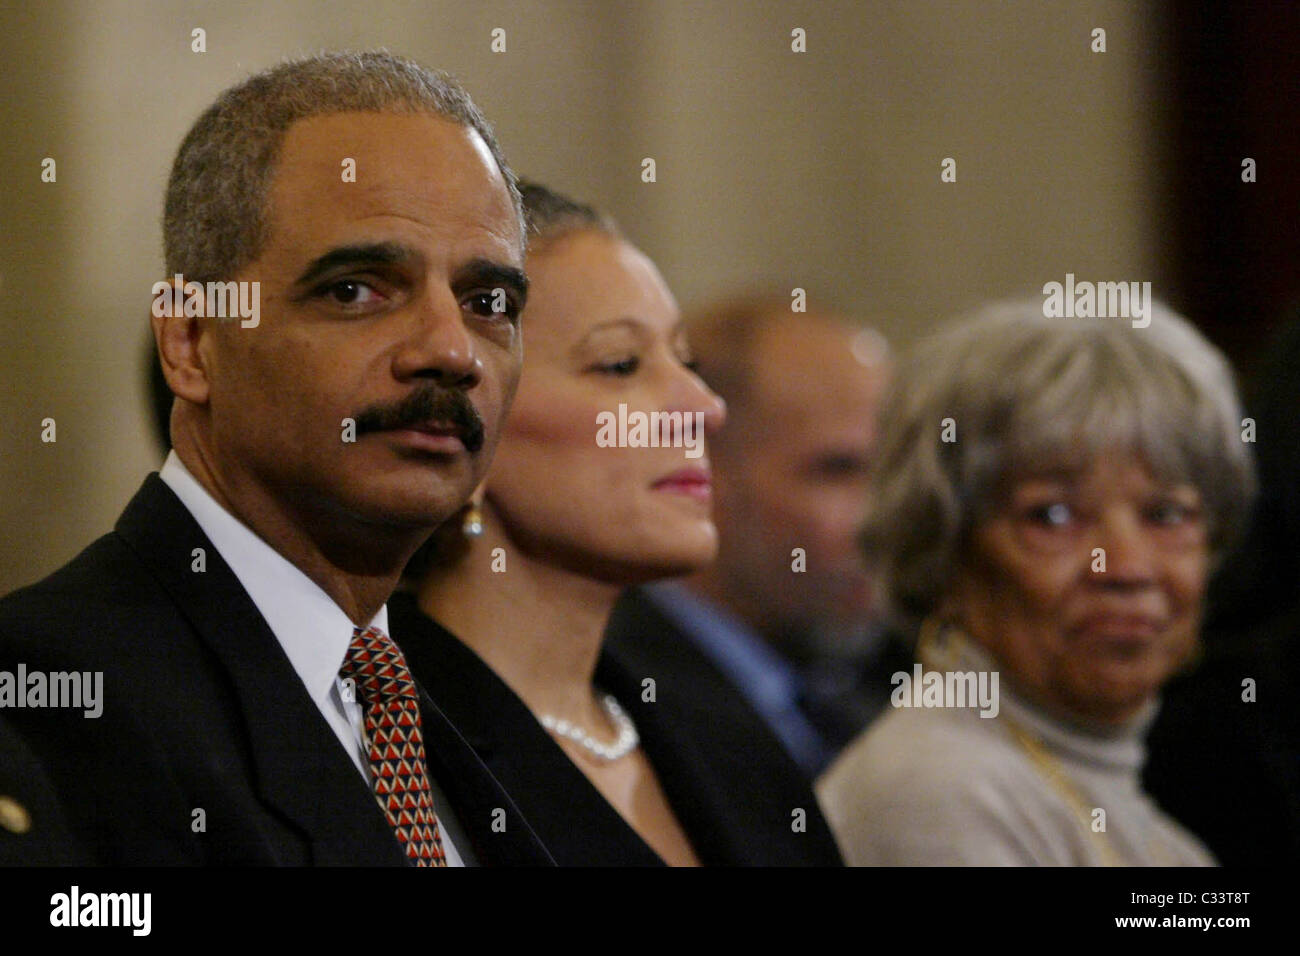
xmin=462 ymin=501 xmax=484 ymax=539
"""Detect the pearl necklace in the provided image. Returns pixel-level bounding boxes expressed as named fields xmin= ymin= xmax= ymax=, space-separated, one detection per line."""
xmin=539 ymin=694 xmax=640 ymax=762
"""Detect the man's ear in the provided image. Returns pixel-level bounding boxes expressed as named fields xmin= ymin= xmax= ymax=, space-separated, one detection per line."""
xmin=151 ymin=279 xmax=211 ymax=405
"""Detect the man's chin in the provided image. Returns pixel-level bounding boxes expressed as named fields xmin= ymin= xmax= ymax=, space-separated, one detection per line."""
xmin=373 ymin=496 xmax=471 ymax=531
xmin=336 ymin=476 xmax=475 ymax=531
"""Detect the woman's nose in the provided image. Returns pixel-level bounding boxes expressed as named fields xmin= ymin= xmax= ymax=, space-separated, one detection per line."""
xmin=1094 ymin=511 xmax=1158 ymax=586
xmin=677 ymin=366 xmax=726 ymax=433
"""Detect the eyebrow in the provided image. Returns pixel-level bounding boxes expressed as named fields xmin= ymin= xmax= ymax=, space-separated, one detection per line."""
xmin=455 ymin=258 xmax=529 ymax=307
xmin=576 ymin=315 xmax=684 ymax=346
xmin=292 ymin=242 xmax=419 ymax=290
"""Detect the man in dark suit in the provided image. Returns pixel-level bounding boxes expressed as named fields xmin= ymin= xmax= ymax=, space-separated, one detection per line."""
xmin=0 ymin=51 xmax=551 ymax=865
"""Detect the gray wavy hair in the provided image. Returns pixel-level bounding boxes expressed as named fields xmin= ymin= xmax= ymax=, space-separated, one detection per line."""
xmin=164 ymin=50 xmax=523 ymax=282
xmin=863 ymin=298 xmax=1257 ymax=625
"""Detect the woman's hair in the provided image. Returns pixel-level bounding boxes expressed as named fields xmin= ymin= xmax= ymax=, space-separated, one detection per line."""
xmin=863 ymin=297 xmax=1257 ymax=626
xmin=518 ymin=180 xmax=621 ymax=251
xmin=400 ymin=180 xmax=619 ymax=586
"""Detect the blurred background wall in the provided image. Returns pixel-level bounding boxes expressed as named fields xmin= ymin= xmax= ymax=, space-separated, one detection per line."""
xmin=1 ymin=0 xmax=1293 ymax=594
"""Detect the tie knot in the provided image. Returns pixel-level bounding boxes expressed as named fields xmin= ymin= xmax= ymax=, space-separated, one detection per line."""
xmin=340 ymin=625 xmax=417 ymax=705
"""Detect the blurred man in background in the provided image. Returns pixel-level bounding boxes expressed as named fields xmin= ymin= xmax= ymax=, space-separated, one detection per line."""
xmin=606 ymin=293 xmax=905 ymax=779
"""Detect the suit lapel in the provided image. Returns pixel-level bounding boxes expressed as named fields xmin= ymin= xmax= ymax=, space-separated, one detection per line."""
xmin=391 ymin=598 xmax=634 ymax=865
xmin=114 ymin=475 xmax=408 ymax=865
xmin=413 ymin=684 xmax=556 ymax=866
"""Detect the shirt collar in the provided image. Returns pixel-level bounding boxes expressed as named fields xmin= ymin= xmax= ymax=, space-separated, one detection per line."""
xmin=158 ymin=451 xmax=387 ymax=709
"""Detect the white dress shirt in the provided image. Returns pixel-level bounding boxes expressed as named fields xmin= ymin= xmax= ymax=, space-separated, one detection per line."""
xmin=160 ymin=451 xmax=468 ymax=865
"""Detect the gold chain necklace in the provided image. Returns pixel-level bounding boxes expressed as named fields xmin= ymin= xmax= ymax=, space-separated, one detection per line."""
xmin=998 ymin=712 xmax=1124 ymax=866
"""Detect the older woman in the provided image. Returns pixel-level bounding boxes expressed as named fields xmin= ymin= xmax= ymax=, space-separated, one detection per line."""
xmin=390 ymin=182 xmax=843 ymax=865
xmin=816 ymin=299 xmax=1255 ymax=866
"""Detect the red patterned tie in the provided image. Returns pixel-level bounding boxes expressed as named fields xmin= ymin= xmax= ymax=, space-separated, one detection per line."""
xmin=339 ymin=625 xmax=447 ymax=866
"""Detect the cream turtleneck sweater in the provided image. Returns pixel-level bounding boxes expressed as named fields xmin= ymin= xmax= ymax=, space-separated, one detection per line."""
xmin=815 ymin=630 xmax=1214 ymax=866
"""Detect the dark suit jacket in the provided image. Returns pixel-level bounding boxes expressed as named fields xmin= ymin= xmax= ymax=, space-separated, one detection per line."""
xmin=390 ymin=591 xmax=842 ymax=865
xmin=600 ymin=590 xmax=843 ymax=865
xmin=0 ymin=717 xmax=87 ymax=865
xmin=0 ymin=475 xmax=553 ymax=866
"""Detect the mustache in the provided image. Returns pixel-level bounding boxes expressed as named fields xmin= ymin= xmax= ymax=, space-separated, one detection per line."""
xmin=352 ymin=384 xmax=485 ymax=453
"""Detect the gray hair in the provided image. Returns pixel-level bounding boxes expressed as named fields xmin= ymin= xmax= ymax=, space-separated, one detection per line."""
xmin=164 ymin=50 xmax=523 ymax=282
xmin=864 ymin=298 xmax=1257 ymax=624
